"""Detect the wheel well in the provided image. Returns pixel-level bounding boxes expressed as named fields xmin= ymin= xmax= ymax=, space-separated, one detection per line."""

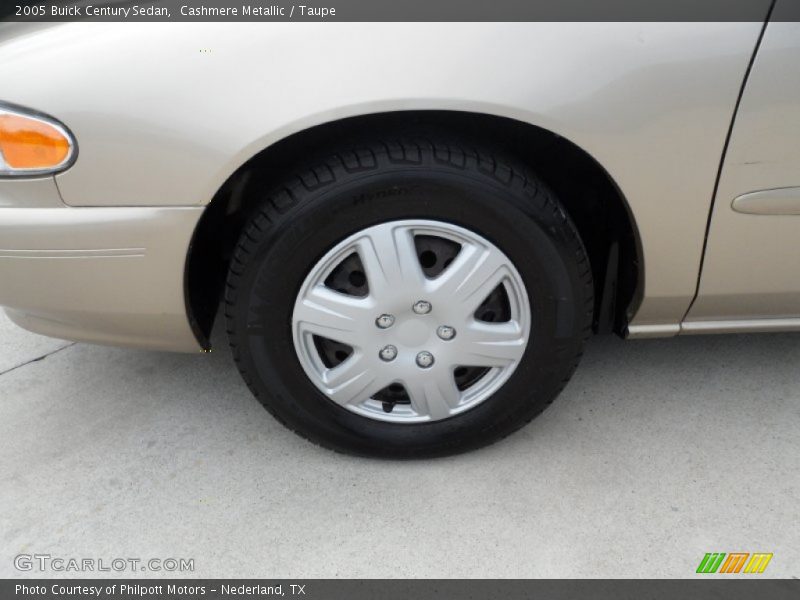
xmin=185 ymin=111 xmax=642 ymax=348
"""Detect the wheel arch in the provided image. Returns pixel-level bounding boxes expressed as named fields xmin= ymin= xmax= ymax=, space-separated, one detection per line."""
xmin=185 ymin=110 xmax=643 ymax=348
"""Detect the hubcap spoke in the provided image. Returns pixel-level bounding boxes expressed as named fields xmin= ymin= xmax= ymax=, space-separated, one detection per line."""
xmin=355 ymin=225 xmax=426 ymax=302
xmin=430 ymin=242 xmax=509 ymax=318
xmin=294 ymin=285 xmax=371 ymax=347
xmin=404 ymin=369 xmax=462 ymax=420
xmin=455 ymin=321 xmax=527 ymax=368
xmin=322 ymin=353 xmax=387 ymax=406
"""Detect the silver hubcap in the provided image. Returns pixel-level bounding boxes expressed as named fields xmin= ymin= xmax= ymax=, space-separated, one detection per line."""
xmin=291 ymin=219 xmax=531 ymax=423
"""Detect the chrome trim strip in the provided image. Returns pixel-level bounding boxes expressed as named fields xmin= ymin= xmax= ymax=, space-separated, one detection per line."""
xmin=625 ymin=323 xmax=681 ymax=338
xmin=0 ymin=248 xmax=145 ymax=258
xmin=681 ymin=318 xmax=800 ymax=334
xmin=628 ymin=318 xmax=800 ymax=337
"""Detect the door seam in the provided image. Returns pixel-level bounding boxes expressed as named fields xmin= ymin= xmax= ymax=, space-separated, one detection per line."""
xmin=680 ymin=0 xmax=777 ymax=324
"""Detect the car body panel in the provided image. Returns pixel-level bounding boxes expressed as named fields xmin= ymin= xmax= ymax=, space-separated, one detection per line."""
xmin=686 ymin=22 xmax=800 ymax=325
xmin=0 ymin=200 xmax=203 ymax=351
xmin=0 ymin=22 xmax=765 ymax=343
xmin=0 ymin=176 xmax=63 ymax=208
xmin=16 ymin=20 xmax=800 ymax=349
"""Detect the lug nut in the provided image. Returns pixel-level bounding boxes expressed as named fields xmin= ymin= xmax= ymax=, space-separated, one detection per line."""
xmin=379 ymin=345 xmax=398 ymax=362
xmin=416 ymin=351 xmax=435 ymax=368
xmin=375 ymin=314 xmax=395 ymax=329
xmin=437 ymin=325 xmax=456 ymax=340
xmin=412 ymin=300 xmax=432 ymax=315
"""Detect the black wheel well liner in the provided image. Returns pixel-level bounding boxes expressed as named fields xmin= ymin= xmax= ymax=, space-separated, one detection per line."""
xmin=185 ymin=110 xmax=643 ymax=348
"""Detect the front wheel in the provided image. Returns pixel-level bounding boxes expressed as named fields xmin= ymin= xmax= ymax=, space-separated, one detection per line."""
xmin=225 ymin=136 xmax=593 ymax=457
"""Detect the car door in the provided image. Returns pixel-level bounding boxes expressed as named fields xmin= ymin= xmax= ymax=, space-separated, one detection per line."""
xmin=685 ymin=7 xmax=800 ymax=332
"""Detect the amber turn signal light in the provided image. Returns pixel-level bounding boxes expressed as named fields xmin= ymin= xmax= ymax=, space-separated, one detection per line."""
xmin=0 ymin=106 xmax=75 ymax=176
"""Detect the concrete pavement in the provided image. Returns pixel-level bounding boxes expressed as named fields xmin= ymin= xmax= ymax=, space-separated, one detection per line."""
xmin=1 ymin=311 xmax=798 ymax=578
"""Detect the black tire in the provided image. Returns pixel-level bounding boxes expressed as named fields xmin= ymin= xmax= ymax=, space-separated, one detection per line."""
xmin=225 ymin=135 xmax=593 ymax=458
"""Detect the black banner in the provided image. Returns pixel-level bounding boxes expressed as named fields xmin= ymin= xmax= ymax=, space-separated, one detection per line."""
xmin=3 ymin=580 xmax=800 ymax=600
xmin=3 ymin=0 xmax=799 ymax=23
